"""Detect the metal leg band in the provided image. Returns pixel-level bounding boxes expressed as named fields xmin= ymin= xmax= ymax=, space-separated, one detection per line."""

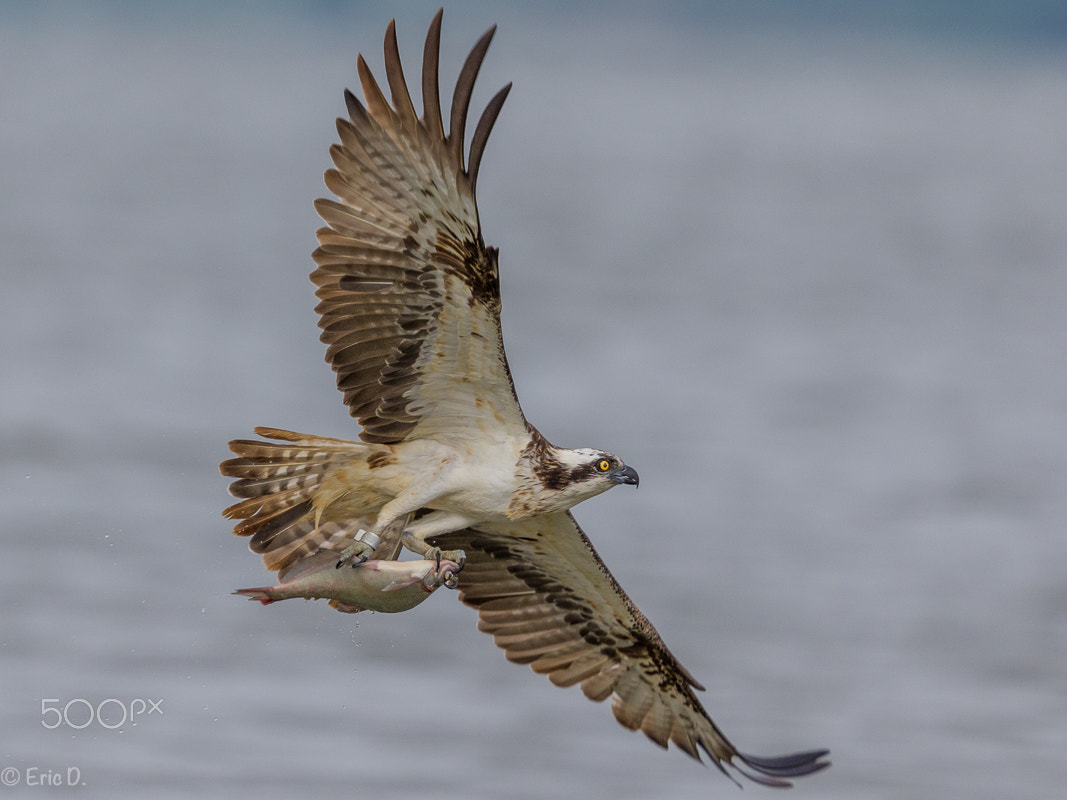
xmin=353 ymin=529 xmax=382 ymax=551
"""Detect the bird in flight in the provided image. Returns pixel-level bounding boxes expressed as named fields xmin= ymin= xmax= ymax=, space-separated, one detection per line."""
xmin=221 ymin=9 xmax=829 ymax=787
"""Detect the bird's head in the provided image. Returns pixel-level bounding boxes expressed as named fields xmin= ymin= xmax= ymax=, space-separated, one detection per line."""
xmin=535 ymin=446 xmax=639 ymax=508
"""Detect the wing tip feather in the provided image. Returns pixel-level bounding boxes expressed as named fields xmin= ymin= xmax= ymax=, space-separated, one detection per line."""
xmin=731 ymin=748 xmax=832 ymax=788
xmin=421 ymin=8 xmax=445 ymax=139
xmin=383 ymin=17 xmax=418 ymax=127
xmin=447 ymin=20 xmax=499 ymax=171
xmin=468 ymin=81 xmax=512 ymax=193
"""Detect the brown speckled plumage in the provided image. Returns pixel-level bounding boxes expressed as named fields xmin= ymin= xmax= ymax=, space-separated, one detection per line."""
xmin=220 ymin=11 xmax=828 ymax=787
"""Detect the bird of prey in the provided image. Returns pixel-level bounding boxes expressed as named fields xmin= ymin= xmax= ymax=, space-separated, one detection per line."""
xmin=221 ymin=10 xmax=829 ymax=787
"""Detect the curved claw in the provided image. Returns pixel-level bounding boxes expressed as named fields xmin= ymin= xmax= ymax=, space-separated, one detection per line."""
xmin=425 ymin=547 xmax=466 ymax=574
xmin=334 ymin=535 xmax=378 ymax=569
xmin=436 ymin=559 xmax=462 ymax=590
xmin=446 ymin=550 xmax=467 ymax=578
xmin=334 ymin=552 xmax=369 ymax=569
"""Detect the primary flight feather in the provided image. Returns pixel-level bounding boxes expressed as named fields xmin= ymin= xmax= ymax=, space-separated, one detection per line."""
xmin=221 ymin=10 xmax=829 ymax=787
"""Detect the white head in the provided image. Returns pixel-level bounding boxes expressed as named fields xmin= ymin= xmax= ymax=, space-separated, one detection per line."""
xmin=533 ymin=445 xmax=639 ymax=510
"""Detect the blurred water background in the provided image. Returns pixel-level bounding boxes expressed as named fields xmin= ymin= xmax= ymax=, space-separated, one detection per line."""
xmin=2 ymin=1 xmax=1065 ymax=797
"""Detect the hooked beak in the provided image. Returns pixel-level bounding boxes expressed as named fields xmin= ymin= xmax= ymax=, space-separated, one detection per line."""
xmin=614 ymin=464 xmax=640 ymax=487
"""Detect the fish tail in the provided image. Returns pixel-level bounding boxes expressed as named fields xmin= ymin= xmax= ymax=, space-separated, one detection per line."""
xmin=232 ymin=587 xmax=276 ymax=605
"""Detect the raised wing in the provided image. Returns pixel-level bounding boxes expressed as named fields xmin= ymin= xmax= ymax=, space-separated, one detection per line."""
xmin=311 ymin=10 xmax=524 ymax=445
xmin=431 ymin=515 xmax=830 ymax=787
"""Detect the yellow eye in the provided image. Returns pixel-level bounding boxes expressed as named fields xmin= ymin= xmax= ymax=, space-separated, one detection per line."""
xmin=598 ymin=459 xmax=612 ymax=472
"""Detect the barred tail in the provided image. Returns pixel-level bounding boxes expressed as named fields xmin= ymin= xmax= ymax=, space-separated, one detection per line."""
xmin=220 ymin=427 xmax=371 ymax=573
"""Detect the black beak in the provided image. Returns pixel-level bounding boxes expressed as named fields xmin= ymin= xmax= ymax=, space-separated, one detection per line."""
xmin=615 ymin=465 xmax=640 ymax=487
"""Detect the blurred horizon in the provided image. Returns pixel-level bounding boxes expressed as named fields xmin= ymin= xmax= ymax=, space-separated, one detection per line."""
xmin=4 ymin=0 xmax=1067 ymax=38
xmin=2 ymin=2 xmax=1065 ymax=799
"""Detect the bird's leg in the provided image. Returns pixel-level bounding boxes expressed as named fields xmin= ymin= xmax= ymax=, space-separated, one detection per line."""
xmin=334 ymin=529 xmax=382 ymax=569
xmin=399 ymin=511 xmax=472 ymax=577
xmin=401 ymin=531 xmax=467 ymax=584
xmin=332 ymin=476 xmax=451 ymax=568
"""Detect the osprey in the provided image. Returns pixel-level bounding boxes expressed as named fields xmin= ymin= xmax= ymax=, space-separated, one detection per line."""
xmin=221 ymin=10 xmax=829 ymax=787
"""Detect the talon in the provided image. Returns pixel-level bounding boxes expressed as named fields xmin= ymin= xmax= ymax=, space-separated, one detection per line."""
xmin=334 ymin=531 xmax=379 ymax=569
xmin=334 ymin=553 xmax=368 ymax=569
xmin=430 ymin=548 xmax=466 ymax=575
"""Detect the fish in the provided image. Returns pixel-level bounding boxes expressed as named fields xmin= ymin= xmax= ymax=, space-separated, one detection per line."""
xmin=233 ymin=549 xmax=459 ymax=614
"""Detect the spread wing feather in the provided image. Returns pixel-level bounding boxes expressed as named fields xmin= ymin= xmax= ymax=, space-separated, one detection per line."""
xmin=311 ymin=10 xmax=522 ymax=445
xmin=431 ymin=515 xmax=830 ymax=787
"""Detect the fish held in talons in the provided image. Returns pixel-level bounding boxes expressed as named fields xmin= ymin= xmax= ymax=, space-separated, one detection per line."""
xmin=234 ymin=549 xmax=460 ymax=614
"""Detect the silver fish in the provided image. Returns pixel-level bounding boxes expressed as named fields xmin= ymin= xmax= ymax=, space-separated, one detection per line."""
xmin=234 ymin=549 xmax=459 ymax=613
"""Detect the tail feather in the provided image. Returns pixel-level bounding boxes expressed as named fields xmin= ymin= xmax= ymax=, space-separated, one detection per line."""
xmin=223 ymin=487 xmax=317 ymax=538
xmin=251 ymin=504 xmax=348 ymax=573
xmin=227 ymin=472 xmax=324 ymax=500
xmin=245 ymin=501 xmax=314 ymax=551
xmin=220 ymin=427 xmax=376 ymax=574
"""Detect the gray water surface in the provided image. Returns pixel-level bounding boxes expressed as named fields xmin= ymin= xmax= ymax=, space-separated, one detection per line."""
xmin=2 ymin=4 xmax=1065 ymax=798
